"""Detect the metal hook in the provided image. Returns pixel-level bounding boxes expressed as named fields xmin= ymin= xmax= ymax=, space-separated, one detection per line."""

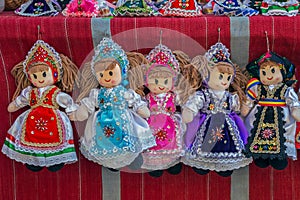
xmin=218 ymin=27 xmax=221 ymax=43
xmin=37 ymin=25 xmax=41 ymax=40
xmin=264 ymin=31 xmax=270 ymax=52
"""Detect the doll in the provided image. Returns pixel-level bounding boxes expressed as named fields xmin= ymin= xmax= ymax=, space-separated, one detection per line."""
xmin=242 ymin=51 xmax=300 ymax=170
xmin=62 ymin=0 xmax=114 ymax=17
xmin=2 ymin=40 xmax=79 ymax=172
xmin=205 ymin=0 xmax=259 ymax=16
xmin=248 ymin=0 xmax=299 ymax=16
xmin=69 ymin=38 xmax=156 ymax=170
xmin=15 ymin=0 xmax=61 ymax=16
xmin=131 ymin=44 xmax=187 ymax=177
xmin=158 ymin=0 xmax=202 ymax=17
xmin=114 ymin=0 xmax=159 ymax=16
xmin=182 ymin=42 xmax=252 ymax=177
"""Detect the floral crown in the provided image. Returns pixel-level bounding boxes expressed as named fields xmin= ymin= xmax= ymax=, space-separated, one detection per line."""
xmin=146 ymin=44 xmax=180 ymax=75
xmin=205 ymin=42 xmax=234 ymax=66
xmin=23 ymin=40 xmax=63 ymax=83
xmin=91 ymin=37 xmax=129 ymax=82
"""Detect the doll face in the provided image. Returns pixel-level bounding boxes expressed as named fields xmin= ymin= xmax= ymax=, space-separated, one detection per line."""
xmin=148 ymin=76 xmax=173 ymax=94
xmin=28 ymin=64 xmax=54 ymax=88
xmin=207 ymin=64 xmax=233 ymax=91
xmin=95 ymin=62 xmax=122 ymax=88
xmin=259 ymin=61 xmax=283 ymax=85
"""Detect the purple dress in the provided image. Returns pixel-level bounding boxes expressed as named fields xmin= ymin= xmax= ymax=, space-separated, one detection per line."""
xmin=182 ymin=89 xmax=252 ymax=171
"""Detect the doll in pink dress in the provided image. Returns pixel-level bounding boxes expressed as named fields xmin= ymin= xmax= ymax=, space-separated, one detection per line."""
xmin=136 ymin=44 xmax=186 ymax=177
xmin=2 ymin=40 xmax=78 ymax=172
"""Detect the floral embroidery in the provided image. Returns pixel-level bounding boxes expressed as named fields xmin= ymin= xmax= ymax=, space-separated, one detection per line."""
xmin=155 ymin=129 xmax=168 ymax=141
xmin=211 ymin=127 xmax=224 ymax=142
xmin=104 ymin=126 xmax=115 ymax=138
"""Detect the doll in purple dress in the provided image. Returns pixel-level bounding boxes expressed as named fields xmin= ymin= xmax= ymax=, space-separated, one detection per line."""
xmin=182 ymin=42 xmax=252 ymax=177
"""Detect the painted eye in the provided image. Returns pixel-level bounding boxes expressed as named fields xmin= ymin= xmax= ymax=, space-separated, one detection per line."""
xmin=155 ymin=79 xmax=159 ymax=85
xmin=109 ymin=71 xmax=113 ymax=76
xmin=271 ymin=68 xmax=275 ymax=73
xmin=33 ymin=74 xmax=37 ymax=79
xmin=219 ymin=74 xmax=223 ymax=80
xmin=42 ymin=72 xmax=47 ymax=77
xmin=262 ymin=71 xmax=266 ymax=76
xmin=227 ymin=75 xmax=231 ymax=81
xmin=164 ymin=79 xmax=168 ymax=85
xmin=99 ymin=73 xmax=103 ymax=78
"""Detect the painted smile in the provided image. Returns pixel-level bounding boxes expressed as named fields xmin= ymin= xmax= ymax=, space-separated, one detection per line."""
xmin=267 ymin=77 xmax=273 ymax=80
xmin=38 ymin=80 xmax=44 ymax=83
xmin=221 ymin=83 xmax=227 ymax=86
xmin=105 ymin=79 xmax=111 ymax=82
xmin=159 ymin=87 xmax=165 ymax=90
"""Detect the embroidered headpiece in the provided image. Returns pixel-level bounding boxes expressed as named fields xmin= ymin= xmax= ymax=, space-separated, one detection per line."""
xmin=205 ymin=42 xmax=234 ymax=66
xmin=91 ymin=37 xmax=129 ymax=83
xmin=246 ymin=51 xmax=295 ymax=80
xmin=23 ymin=40 xmax=63 ymax=83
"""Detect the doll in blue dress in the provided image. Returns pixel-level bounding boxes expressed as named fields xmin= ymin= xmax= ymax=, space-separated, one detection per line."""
xmin=69 ymin=38 xmax=156 ymax=170
xmin=15 ymin=0 xmax=61 ymax=16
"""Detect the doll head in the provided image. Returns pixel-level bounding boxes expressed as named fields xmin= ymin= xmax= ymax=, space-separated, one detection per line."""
xmin=23 ymin=40 xmax=63 ymax=87
xmin=246 ymin=51 xmax=295 ymax=86
xmin=91 ymin=38 xmax=129 ymax=88
xmin=204 ymin=42 xmax=235 ymax=91
xmin=145 ymin=44 xmax=180 ymax=94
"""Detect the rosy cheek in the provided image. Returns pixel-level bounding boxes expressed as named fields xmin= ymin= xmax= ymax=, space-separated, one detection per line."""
xmin=111 ymin=80 xmax=116 ymax=84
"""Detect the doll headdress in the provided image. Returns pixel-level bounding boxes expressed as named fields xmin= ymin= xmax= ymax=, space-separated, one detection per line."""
xmin=23 ymin=40 xmax=63 ymax=83
xmin=204 ymin=42 xmax=234 ymax=67
xmin=146 ymin=43 xmax=180 ymax=75
xmin=91 ymin=37 xmax=129 ymax=80
xmin=246 ymin=51 xmax=295 ymax=80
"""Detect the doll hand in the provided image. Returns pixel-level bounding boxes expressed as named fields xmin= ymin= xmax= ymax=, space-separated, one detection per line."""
xmin=240 ymin=100 xmax=252 ymax=117
xmin=68 ymin=105 xmax=89 ymax=121
xmin=182 ymin=108 xmax=194 ymax=124
xmin=291 ymin=107 xmax=300 ymax=122
xmin=7 ymin=102 xmax=19 ymax=113
xmin=137 ymin=106 xmax=150 ymax=118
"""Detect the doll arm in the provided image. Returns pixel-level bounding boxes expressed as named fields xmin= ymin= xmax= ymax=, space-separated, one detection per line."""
xmin=69 ymin=89 xmax=98 ymax=121
xmin=285 ymin=87 xmax=300 ymax=122
xmin=182 ymin=91 xmax=204 ymax=123
xmin=241 ymin=79 xmax=259 ymax=117
xmin=125 ymin=89 xmax=150 ymax=118
xmin=230 ymin=93 xmax=240 ymax=113
xmin=56 ymin=92 xmax=79 ymax=114
xmin=7 ymin=86 xmax=31 ymax=112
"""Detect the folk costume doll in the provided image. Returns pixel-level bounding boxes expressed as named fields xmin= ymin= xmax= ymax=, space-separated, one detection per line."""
xmin=62 ymin=0 xmax=114 ymax=17
xmin=158 ymin=0 xmax=202 ymax=17
xmin=2 ymin=40 xmax=78 ymax=172
xmin=114 ymin=0 xmax=159 ymax=16
xmin=182 ymin=42 xmax=252 ymax=177
xmin=207 ymin=0 xmax=259 ymax=16
xmin=15 ymin=0 xmax=61 ymax=16
xmin=248 ymin=0 xmax=299 ymax=16
xmin=137 ymin=44 xmax=185 ymax=177
xmin=242 ymin=51 xmax=300 ymax=170
xmin=69 ymin=38 xmax=156 ymax=170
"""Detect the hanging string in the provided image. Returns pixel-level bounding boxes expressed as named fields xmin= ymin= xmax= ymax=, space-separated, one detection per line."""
xmin=160 ymin=30 xmax=163 ymax=45
xmin=37 ymin=25 xmax=41 ymax=40
xmin=264 ymin=31 xmax=270 ymax=52
xmin=218 ymin=27 xmax=221 ymax=43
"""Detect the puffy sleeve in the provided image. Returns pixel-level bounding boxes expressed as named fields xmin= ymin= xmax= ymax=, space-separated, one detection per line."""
xmin=285 ymin=87 xmax=300 ymax=108
xmin=182 ymin=91 xmax=205 ymax=116
xmin=56 ymin=92 xmax=79 ymax=114
xmin=124 ymin=89 xmax=147 ymax=112
xmin=14 ymin=86 xmax=32 ymax=108
xmin=80 ymin=89 xmax=99 ymax=114
xmin=230 ymin=93 xmax=240 ymax=113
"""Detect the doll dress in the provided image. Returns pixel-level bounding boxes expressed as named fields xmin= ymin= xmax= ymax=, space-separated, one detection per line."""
xmin=2 ymin=86 xmax=78 ymax=167
xmin=15 ymin=0 xmax=60 ymax=16
xmin=182 ymin=89 xmax=252 ymax=171
xmin=79 ymin=86 xmax=156 ymax=169
xmin=141 ymin=92 xmax=184 ymax=170
xmin=244 ymin=81 xmax=299 ymax=161
xmin=159 ymin=0 xmax=202 ymax=17
xmin=114 ymin=0 xmax=159 ymax=16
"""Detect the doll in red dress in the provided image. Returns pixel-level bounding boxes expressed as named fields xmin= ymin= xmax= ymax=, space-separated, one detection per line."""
xmin=2 ymin=40 xmax=79 ymax=172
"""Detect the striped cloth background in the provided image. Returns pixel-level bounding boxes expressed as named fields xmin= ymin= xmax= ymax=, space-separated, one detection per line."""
xmin=1 ymin=13 xmax=300 ymax=200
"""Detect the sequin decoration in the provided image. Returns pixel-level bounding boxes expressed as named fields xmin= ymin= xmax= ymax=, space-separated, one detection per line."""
xmin=154 ymin=129 xmax=168 ymax=141
xmin=211 ymin=127 xmax=224 ymax=142
xmin=104 ymin=126 xmax=115 ymax=138
xmin=35 ymin=118 xmax=48 ymax=131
